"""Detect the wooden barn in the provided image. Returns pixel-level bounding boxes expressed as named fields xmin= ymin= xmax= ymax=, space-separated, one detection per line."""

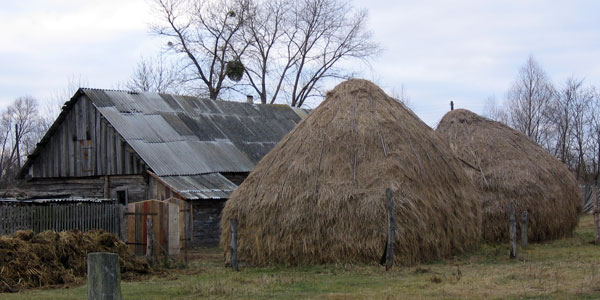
xmin=17 ymin=88 xmax=307 ymax=247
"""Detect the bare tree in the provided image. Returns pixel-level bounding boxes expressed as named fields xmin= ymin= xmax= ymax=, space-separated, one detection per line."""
xmin=547 ymin=77 xmax=580 ymax=164
xmin=499 ymin=57 xmax=600 ymax=182
xmin=149 ymin=0 xmax=378 ymax=106
xmin=240 ymin=0 xmax=378 ymax=106
xmin=126 ymin=54 xmax=182 ymax=93
xmin=0 ymin=97 xmax=46 ymax=186
xmin=505 ymin=56 xmax=555 ymax=145
xmin=544 ymin=77 xmax=595 ymax=180
xmin=569 ymin=81 xmax=594 ymax=179
xmin=150 ymin=0 xmax=252 ymax=100
xmin=238 ymin=0 xmax=287 ymax=104
xmin=283 ymin=0 xmax=378 ymax=107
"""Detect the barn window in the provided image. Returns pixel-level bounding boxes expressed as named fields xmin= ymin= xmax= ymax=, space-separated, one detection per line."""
xmin=116 ymin=190 xmax=128 ymax=205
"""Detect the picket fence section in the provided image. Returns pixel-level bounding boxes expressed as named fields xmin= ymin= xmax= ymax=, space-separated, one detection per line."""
xmin=0 ymin=203 xmax=122 ymax=236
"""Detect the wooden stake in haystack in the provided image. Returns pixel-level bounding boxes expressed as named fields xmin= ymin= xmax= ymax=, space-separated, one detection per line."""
xmin=230 ymin=218 xmax=239 ymax=271
xmin=385 ymin=188 xmax=395 ymax=271
xmin=521 ymin=210 xmax=528 ymax=248
xmin=508 ymin=202 xmax=517 ymax=259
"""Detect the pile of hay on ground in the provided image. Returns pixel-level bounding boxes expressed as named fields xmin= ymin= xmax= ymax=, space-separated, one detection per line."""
xmin=0 ymin=230 xmax=149 ymax=292
xmin=220 ymin=79 xmax=481 ymax=266
xmin=436 ymin=109 xmax=581 ymax=243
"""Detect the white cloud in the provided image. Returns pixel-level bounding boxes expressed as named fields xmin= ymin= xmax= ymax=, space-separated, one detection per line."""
xmin=351 ymin=0 xmax=600 ymax=125
xmin=1 ymin=0 xmax=599 ymax=127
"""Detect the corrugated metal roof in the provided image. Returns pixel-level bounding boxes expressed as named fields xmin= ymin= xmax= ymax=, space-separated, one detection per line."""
xmin=157 ymin=173 xmax=238 ymax=200
xmin=81 ymin=88 xmax=308 ymax=176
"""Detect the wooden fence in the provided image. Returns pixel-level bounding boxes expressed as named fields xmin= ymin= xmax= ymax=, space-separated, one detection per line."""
xmin=125 ymin=199 xmax=180 ymax=256
xmin=0 ymin=203 xmax=122 ymax=236
xmin=582 ymin=184 xmax=599 ymax=213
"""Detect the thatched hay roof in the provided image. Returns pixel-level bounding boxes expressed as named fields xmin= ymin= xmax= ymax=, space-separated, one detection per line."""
xmin=436 ymin=109 xmax=581 ymax=243
xmin=220 ymin=79 xmax=481 ymax=266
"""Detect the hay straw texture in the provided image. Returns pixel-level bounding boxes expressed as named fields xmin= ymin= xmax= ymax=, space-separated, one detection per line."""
xmin=436 ymin=109 xmax=581 ymax=243
xmin=220 ymin=79 xmax=481 ymax=266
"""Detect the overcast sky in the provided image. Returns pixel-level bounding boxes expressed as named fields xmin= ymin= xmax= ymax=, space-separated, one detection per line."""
xmin=1 ymin=0 xmax=599 ymax=126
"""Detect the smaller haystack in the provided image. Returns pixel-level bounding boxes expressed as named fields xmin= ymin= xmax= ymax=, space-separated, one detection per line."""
xmin=0 ymin=230 xmax=149 ymax=292
xmin=436 ymin=109 xmax=581 ymax=243
xmin=221 ymin=79 xmax=481 ymax=266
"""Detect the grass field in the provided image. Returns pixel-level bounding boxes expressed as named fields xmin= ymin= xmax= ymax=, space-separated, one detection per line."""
xmin=3 ymin=215 xmax=600 ymax=300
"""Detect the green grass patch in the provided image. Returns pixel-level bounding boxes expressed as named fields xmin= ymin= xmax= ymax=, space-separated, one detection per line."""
xmin=4 ymin=215 xmax=600 ymax=299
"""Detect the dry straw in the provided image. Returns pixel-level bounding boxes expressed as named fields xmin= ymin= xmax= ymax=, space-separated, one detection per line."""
xmin=0 ymin=229 xmax=149 ymax=292
xmin=436 ymin=109 xmax=581 ymax=243
xmin=221 ymin=79 xmax=481 ymax=266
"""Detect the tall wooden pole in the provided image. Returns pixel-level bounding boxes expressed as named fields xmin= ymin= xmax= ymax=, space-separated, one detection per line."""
xmin=385 ymin=188 xmax=395 ymax=271
xmin=230 ymin=218 xmax=239 ymax=271
xmin=87 ymin=252 xmax=122 ymax=300
xmin=508 ymin=202 xmax=517 ymax=259
xmin=146 ymin=217 xmax=154 ymax=266
xmin=521 ymin=210 xmax=528 ymax=248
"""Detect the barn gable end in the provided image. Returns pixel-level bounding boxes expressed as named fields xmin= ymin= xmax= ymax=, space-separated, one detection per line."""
xmin=22 ymin=93 xmax=147 ymax=179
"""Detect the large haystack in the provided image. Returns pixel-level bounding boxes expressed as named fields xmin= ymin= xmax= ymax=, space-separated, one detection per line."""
xmin=436 ymin=109 xmax=581 ymax=243
xmin=220 ymin=79 xmax=481 ymax=266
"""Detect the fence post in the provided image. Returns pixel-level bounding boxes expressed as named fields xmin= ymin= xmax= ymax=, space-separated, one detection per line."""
xmin=385 ymin=188 xmax=395 ymax=271
xmin=87 ymin=252 xmax=123 ymax=300
xmin=230 ymin=218 xmax=239 ymax=271
xmin=146 ymin=217 xmax=154 ymax=266
xmin=594 ymin=186 xmax=600 ymax=245
xmin=508 ymin=202 xmax=517 ymax=259
xmin=521 ymin=210 xmax=528 ymax=248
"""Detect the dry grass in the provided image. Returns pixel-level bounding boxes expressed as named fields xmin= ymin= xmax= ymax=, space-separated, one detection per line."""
xmin=436 ymin=109 xmax=581 ymax=243
xmin=5 ymin=215 xmax=600 ymax=299
xmin=221 ymin=79 xmax=481 ymax=266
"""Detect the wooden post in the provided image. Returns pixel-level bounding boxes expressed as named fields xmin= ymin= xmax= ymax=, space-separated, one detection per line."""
xmin=521 ymin=210 xmax=528 ymax=248
xmin=104 ymin=176 xmax=110 ymax=199
xmin=385 ymin=188 xmax=395 ymax=271
xmin=230 ymin=218 xmax=239 ymax=271
xmin=119 ymin=205 xmax=126 ymax=241
xmin=146 ymin=217 xmax=154 ymax=266
xmin=508 ymin=202 xmax=517 ymax=259
xmin=592 ymin=189 xmax=599 ymax=244
xmin=87 ymin=252 xmax=123 ymax=300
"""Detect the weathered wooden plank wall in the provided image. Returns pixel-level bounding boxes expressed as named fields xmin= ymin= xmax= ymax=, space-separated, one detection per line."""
xmin=191 ymin=200 xmax=225 ymax=247
xmin=0 ymin=203 xmax=122 ymax=236
xmin=165 ymin=198 xmax=192 ymax=250
xmin=26 ymin=95 xmax=146 ymax=178
xmin=21 ymin=175 xmax=149 ymax=203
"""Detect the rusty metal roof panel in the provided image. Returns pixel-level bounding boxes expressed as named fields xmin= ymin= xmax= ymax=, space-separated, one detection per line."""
xmin=158 ymin=173 xmax=237 ymax=200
